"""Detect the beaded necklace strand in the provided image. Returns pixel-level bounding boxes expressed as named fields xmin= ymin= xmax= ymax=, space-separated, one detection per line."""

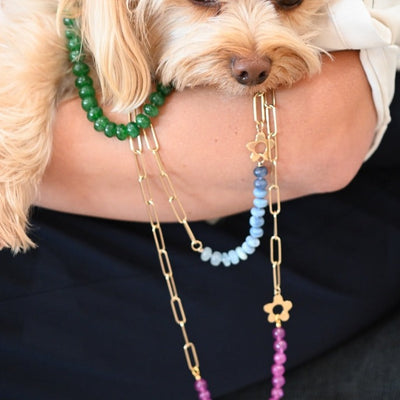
xmin=63 ymin=16 xmax=267 ymax=269
xmin=63 ymin=17 xmax=293 ymax=400
xmin=63 ymin=17 xmax=173 ymax=140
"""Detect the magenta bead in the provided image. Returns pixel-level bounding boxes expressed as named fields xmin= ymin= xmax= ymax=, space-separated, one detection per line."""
xmin=271 ymin=387 xmax=284 ymax=398
xmin=273 ymin=352 xmax=287 ymax=365
xmin=198 ymin=391 xmax=212 ymax=400
xmin=272 ymin=327 xmax=286 ymax=340
xmin=272 ymin=375 xmax=285 ymax=388
xmin=273 ymin=339 xmax=287 ymax=352
xmin=194 ymin=379 xmax=208 ymax=392
xmin=271 ymin=363 xmax=285 ymax=376
xmin=270 ymin=328 xmax=288 ymax=399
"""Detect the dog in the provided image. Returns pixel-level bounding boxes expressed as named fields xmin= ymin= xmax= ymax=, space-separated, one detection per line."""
xmin=0 ymin=0 xmax=326 ymax=252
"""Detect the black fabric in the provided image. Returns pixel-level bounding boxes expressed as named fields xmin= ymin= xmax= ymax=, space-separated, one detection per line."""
xmin=0 ymin=75 xmax=399 ymax=400
xmin=218 ymin=307 xmax=400 ymax=399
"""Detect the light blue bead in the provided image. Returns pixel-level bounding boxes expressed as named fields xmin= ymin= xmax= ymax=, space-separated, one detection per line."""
xmin=250 ymin=227 xmax=264 ymax=238
xmin=250 ymin=216 xmax=264 ymax=228
xmin=222 ymin=252 xmax=231 ymax=267
xmin=210 ymin=251 xmax=222 ymax=267
xmin=251 ymin=207 xmax=265 ymax=217
xmin=200 ymin=246 xmax=212 ymax=262
xmin=253 ymin=198 xmax=268 ymax=208
xmin=246 ymin=235 xmax=260 ymax=248
xmin=228 ymin=249 xmax=240 ymax=265
xmin=242 ymin=242 xmax=256 ymax=255
xmin=199 ymin=166 xmax=270 ymax=268
xmin=236 ymin=246 xmax=248 ymax=261
xmin=254 ymin=166 xmax=268 ymax=178
xmin=253 ymin=188 xmax=267 ymax=199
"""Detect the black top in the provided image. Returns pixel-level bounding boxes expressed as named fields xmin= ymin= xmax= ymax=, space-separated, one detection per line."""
xmin=0 ymin=74 xmax=399 ymax=400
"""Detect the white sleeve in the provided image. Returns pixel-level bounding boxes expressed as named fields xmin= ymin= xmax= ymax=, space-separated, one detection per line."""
xmin=313 ymin=0 xmax=400 ymax=159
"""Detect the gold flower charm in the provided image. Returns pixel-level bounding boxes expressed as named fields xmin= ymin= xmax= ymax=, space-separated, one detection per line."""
xmin=246 ymin=133 xmax=270 ymax=163
xmin=263 ymin=294 xmax=293 ymax=324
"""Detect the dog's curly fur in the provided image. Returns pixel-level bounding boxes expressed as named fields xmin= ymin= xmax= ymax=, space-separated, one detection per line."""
xmin=0 ymin=0 xmax=327 ymax=252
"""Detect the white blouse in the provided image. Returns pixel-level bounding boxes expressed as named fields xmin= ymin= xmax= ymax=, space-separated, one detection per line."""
xmin=314 ymin=0 xmax=400 ymax=158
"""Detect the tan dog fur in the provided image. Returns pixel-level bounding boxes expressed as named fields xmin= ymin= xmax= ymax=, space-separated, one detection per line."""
xmin=0 ymin=0 xmax=326 ymax=252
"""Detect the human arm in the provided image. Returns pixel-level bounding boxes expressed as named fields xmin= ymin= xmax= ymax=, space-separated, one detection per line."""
xmin=36 ymin=50 xmax=376 ymax=222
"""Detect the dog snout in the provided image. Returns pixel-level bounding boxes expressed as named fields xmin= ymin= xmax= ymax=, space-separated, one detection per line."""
xmin=231 ymin=56 xmax=272 ymax=86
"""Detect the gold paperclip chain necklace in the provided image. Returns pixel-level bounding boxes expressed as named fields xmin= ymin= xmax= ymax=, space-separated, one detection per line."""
xmin=129 ymin=92 xmax=292 ymax=399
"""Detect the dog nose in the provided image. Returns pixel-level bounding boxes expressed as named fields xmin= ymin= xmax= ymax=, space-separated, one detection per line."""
xmin=231 ymin=57 xmax=271 ymax=86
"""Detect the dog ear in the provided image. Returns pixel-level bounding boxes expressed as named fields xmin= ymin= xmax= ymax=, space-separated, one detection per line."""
xmin=79 ymin=0 xmax=152 ymax=112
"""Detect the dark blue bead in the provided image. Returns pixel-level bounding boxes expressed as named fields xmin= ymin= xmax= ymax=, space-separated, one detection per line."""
xmin=254 ymin=178 xmax=267 ymax=189
xmin=254 ymin=166 xmax=268 ymax=178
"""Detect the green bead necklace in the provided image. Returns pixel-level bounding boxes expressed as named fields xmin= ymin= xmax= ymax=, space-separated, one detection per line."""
xmin=63 ymin=18 xmax=172 ymax=140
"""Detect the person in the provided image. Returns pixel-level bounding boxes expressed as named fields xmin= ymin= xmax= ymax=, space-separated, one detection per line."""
xmin=0 ymin=1 xmax=399 ymax=400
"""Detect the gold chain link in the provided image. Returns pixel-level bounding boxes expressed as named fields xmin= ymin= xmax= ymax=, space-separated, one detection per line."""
xmin=138 ymin=125 xmax=204 ymax=253
xmin=129 ymin=134 xmax=202 ymax=380
xmin=253 ymin=92 xmax=282 ymax=296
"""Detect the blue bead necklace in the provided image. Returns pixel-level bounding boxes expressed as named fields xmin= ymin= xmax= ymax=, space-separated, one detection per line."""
xmin=200 ymin=165 xmax=269 ymax=267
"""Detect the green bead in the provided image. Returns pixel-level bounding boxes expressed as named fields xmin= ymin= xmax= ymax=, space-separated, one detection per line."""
xmin=127 ymin=122 xmax=140 ymax=138
xmin=157 ymin=83 xmax=173 ymax=96
xmin=67 ymin=36 xmax=81 ymax=52
xmin=63 ymin=18 xmax=75 ymax=27
xmin=65 ymin=13 xmax=173 ymax=141
xmin=72 ymin=62 xmax=90 ymax=77
xmin=82 ymin=96 xmax=97 ymax=111
xmin=104 ymin=122 xmax=117 ymax=138
xmin=79 ymin=85 xmax=95 ymax=99
xmin=69 ymin=50 xmax=85 ymax=63
xmin=87 ymin=106 xmax=103 ymax=122
xmin=149 ymin=91 xmax=165 ymax=107
xmin=75 ymin=76 xmax=93 ymax=89
xmin=65 ymin=29 xmax=76 ymax=40
xmin=116 ymin=124 xmax=128 ymax=140
xmin=135 ymin=114 xmax=150 ymax=129
xmin=94 ymin=116 xmax=109 ymax=132
xmin=143 ymin=103 xmax=159 ymax=117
